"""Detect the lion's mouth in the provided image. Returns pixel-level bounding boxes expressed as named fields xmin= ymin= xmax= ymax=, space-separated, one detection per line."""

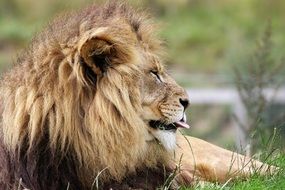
xmin=147 ymin=115 xmax=190 ymax=151
xmin=149 ymin=118 xmax=190 ymax=131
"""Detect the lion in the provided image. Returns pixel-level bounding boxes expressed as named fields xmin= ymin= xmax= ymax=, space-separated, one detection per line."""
xmin=0 ymin=2 xmax=275 ymax=190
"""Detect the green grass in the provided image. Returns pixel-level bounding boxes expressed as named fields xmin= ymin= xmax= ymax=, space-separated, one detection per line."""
xmin=180 ymin=153 xmax=285 ymax=190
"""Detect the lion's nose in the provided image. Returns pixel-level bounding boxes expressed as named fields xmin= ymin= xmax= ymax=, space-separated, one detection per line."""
xmin=179 ymin=98 xmax=189 ymax=110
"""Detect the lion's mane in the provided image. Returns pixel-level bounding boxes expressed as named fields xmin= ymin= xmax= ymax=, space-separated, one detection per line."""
xmin=0 ymin=2 xmax=169 ymax=189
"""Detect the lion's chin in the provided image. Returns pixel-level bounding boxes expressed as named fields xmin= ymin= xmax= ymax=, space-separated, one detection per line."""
xmin=152 ymin=130 xmax=177 ymax=151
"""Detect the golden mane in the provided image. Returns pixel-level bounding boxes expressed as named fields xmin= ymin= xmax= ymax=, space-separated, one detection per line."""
xmin=0 ymin=2 xmax=168 ymax=188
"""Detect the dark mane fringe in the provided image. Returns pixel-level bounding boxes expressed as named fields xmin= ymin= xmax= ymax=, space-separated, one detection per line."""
xmin=0 ymin=137 xmax=168 ymax=189
xmin=0 ymin=131 xmax=85 ymax=189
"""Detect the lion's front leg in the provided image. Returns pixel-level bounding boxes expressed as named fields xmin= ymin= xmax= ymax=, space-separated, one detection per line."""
xmin=171 ymin=133 xmax=276 ymax=184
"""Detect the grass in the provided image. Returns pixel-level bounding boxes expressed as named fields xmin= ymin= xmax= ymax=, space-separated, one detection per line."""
xmin=180 ymin=125 xmax=285 ymax=190
xmin=170 ymin=124 xmax=285 ymax=190
xmin=193 ymin=155 xmax=285 ymax=190
xmin=173 ymin=148 xmax=285 ymax=190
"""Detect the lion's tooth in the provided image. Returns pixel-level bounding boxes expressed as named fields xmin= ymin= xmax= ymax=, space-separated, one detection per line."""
xmin=183 ymin=113 xmax=187 ymax=122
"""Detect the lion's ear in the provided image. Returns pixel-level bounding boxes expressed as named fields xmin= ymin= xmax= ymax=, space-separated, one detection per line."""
xmin=78 ymin=27 xmax=116 ymax=75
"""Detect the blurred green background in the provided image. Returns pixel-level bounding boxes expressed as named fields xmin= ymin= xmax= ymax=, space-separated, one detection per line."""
xmin=0 ymin=0 xmax=284 ymax=151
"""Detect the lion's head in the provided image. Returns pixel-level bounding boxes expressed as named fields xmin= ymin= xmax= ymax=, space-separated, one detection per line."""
xmin=0 ymin=2 xmax=189 ymax=188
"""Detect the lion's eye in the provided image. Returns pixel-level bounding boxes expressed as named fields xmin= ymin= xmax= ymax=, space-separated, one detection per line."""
xmin=150 ymin=71 xmax=162 ymax=82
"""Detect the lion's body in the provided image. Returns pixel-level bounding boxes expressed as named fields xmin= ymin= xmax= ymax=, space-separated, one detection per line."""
xmin=0 ymin=2 xmax=275 ymax=190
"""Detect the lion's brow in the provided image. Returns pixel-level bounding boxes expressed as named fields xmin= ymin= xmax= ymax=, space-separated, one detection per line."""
xmin=150 ymin=55 xmax=164 ymax=73
xmin=156 ymin=61 xmax=165 ymax=73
